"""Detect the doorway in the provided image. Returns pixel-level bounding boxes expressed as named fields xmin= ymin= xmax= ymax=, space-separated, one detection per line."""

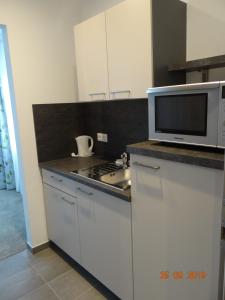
xmin=0 ymin=26 xmax=26 ymax=260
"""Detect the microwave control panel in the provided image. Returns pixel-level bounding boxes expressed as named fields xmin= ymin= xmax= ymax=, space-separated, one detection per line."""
xmin=218 ymin=85 xmax=225 ymax=148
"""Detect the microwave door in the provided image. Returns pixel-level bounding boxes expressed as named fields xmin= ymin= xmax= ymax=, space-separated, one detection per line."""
xmin=148 ymin=88 xmax=219 ymax=147
xmin=154 ymin=93 xmax=208 ymax=136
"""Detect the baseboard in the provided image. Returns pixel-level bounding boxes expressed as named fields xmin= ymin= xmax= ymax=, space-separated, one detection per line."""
xmin=26 ymin=241 xmax=49 ymax=254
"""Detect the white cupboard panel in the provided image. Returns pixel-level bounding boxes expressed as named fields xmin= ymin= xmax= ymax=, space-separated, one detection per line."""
xmin=42 ymin=169 xmax=76 ymax=197
xmin=44 ymin=184 xmax=81 ymax=263
xmin=76 ymin=182 xmax=133 ymax=300
xmin=131 ymin=155 xmax=223 ymax=300
xmin=106 ymin=0 xmax=153 ymax=99
xmin=74 ymin=13 xmax=109 ymax=101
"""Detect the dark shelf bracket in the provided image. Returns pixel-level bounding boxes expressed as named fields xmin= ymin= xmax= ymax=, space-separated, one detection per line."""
xmin=201 ymin=69 xmax=209 ymax=82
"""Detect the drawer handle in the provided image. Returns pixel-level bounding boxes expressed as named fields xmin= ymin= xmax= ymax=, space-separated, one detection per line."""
xmin=77 ymin=187 xmax=93 ymax=196
xmin=110 ymin=90 xmax=131 ymax=95
xmin=133 ymin=162 xmax=160 ymax=170
xmin=51 ymin=175 xmax=63 ymax=183
xmin=61 ymin=197 xmax=75 ymax=205
xmin=89 ymin=92 xmax=106 ymax=97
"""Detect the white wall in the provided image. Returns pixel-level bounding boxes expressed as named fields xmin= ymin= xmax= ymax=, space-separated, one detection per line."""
xmin=186 ymin=0 xmax=225 ymax=82
xmin=187 ymin=0 xmax=225 ymax=61
xmin=0 ymin=0 xmax=80 ymax=247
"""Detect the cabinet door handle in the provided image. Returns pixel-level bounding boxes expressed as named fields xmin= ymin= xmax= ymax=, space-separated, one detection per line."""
xmin=110 ymin=90 xmax=131 ymax=95
xmin=50 ymin=175 xmax=63 ymax=183
xmin=61 ymin=196 xmax=75 ymax=205
xmin=77 ymin=187 xmax=93 ymax=196
xmin=133 ymin=162 xmax=160 ymax=170
xmin=89 ymin=92 xmax=106 ymax=97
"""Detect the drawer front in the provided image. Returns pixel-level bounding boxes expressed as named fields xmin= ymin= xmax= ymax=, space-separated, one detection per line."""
xmin=42 ymin=169 xmax=76 ymax=196
xmin=75 ymin=181 xmax=96 ymax=198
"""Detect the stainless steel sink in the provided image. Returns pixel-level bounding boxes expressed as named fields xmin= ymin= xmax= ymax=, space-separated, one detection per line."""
xmin=100 ymin=168 xmax=131 ymax=190
xmin=71 ymin=162 xmax=131 ymax=191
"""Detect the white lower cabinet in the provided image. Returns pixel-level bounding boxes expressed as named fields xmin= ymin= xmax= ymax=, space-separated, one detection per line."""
xmin=43 ymin=170 xmax=133 ymax=300
xmin=76 ymin=183 xmax=133 ymax=300
xmin=43 ymin=184 xmax=81 ymax=263
xmin=131 ymin=154 xmax=223 ymax=300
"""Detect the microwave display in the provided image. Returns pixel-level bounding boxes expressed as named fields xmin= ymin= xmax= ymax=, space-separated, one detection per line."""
xmin=155 ymin=93 xmax=208 ymax=136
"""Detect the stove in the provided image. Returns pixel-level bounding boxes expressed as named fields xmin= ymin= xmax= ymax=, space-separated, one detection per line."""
xmin=71 ymin=161 xmax=131 ymax=191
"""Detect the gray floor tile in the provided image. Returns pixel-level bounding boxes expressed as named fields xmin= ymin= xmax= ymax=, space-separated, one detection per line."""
xmin=28 ymin=248 xmax=56 ymax=265
xmin=0 ymin=190 xmax=26 ymax=260
xmin=0 ymin=266 xmax=44 ymax=300
xmin=18 ymin=284 xmax=59 ymax=300
xmin=31 ymin=249 xmax=71 ymax=282
xmin=0 ymin=249 xmax=32 ymax=282
xmin=0 ymin=248 xmax=110 ymax=300
xmin=49 ymin=269 xmax=93 ymax=300
xmin=76 ymin=288 xmax=107 ymax=300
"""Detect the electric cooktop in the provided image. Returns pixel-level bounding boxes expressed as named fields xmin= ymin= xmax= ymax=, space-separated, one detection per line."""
xmin=71 ymin=161 xmax=131 ymax=191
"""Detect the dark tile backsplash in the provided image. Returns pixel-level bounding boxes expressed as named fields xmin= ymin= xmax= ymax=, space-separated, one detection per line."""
xmin=33 ymin=104 xmax=84 ymax=162
xmin=33 ymin=99 xmax=148 ymax=162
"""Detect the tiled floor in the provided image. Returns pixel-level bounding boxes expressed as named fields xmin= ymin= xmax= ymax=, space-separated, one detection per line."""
xmin=0 ymin=247 xmax=112 ymax=300
xmin=0 ymin=190 xmax=26 ymax=260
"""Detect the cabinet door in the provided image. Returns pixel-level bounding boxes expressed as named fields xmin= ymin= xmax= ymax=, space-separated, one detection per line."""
xmin=131 ymin=155 xmax=223 ymax=300
xmin=106 ymin=0 xmax=153 ymax=99
xmin=131 ymin=156 xmax=165 ymax=300
xmin=76 ymin=188 xmax=97 ymax=275
xmin=74 ymin=13 xmax=109 ymax=101
xmin=44 ymin=184 xmax=80 ymax=263
xmin=94 ymin=189 xmax=133 ymax=300
xmin=76 ymin=183 xmax=133 ymax=300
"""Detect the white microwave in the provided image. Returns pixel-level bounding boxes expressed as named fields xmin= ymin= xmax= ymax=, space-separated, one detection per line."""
xmin=148 ymin=81 xmax=225 ymax=148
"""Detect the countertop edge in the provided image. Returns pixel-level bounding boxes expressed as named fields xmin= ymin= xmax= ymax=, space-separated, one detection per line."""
xmin=127 ymin=144 xmax=224 ymax=171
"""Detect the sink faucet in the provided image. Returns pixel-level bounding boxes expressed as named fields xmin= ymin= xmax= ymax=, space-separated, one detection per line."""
xmin=121 ymin=152 xmax=128 ymax=168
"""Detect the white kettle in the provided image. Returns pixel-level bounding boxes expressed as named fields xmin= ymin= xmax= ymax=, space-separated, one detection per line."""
xmin=73 ymin=135 xmax=94 ymax=157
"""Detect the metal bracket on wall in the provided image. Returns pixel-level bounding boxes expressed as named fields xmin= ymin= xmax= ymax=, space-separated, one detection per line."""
xmin=200 ymin=69 xmax=209 ymax=82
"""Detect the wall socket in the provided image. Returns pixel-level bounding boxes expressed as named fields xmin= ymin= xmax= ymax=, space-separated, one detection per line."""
xmin=97 ymin=133 xmax=108 ymax=143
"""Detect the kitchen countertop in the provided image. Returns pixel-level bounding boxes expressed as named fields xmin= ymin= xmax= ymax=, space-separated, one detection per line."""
xmin=127 ymin=141 xmax=224 ymax=170
xmin=39 ymin=156 xmax=131 ymax=202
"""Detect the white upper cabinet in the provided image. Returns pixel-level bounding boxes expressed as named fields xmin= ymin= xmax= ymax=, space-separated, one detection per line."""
xmin=74 ymin=13 xmax=109 ymax=101
xmin=106 ymin=0 xmax=153 ymax=99
xmin=74 ymin=0 xmax=152 ymax=101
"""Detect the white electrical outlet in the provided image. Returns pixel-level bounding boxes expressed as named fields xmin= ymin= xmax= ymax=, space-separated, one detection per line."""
xmin=97 ymin=133 xmax=108 ymax=142
xmin=102 ymin=133 xmax=108 ymax=142
xmin=97 ymin=133 xmax=103 ymax=141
